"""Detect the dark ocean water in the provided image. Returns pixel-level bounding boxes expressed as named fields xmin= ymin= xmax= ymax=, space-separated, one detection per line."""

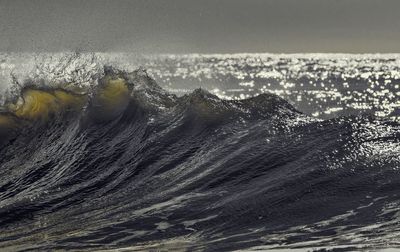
xmin=0 ymin=54 xmax=400 ymax=251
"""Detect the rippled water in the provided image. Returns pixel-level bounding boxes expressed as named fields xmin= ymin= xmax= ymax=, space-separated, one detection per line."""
xmin=1 ymin=53 xmax=400 ymax=120
xmin=143 ymin=54 xmax=400 ymax=121
xmin=0 ymin=53 xmax=399 ymax=251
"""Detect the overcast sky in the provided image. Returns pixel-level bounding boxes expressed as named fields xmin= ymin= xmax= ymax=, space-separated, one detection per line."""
xmin=1 ymin=0 xmax=400 ymax=53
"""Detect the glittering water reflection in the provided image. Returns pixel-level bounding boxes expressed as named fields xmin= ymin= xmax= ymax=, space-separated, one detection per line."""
xmin=142 ymin=54 xmax=400 ymax=121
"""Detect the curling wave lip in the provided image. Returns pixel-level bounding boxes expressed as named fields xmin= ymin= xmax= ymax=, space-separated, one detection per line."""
xmin=0 ymin=67 xmax=399 ymax=252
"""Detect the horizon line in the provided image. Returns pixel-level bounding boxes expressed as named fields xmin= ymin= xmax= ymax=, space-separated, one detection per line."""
xmin=3 ymin=51 xmax=400 ymax=57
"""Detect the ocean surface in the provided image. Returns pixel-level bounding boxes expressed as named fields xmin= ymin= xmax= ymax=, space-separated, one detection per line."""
xmin=0 ymin=53 xmax=399 ymax=251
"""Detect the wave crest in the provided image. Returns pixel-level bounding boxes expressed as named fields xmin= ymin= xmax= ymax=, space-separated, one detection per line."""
xmin=0 ymin=65 xmax=399 ymax=251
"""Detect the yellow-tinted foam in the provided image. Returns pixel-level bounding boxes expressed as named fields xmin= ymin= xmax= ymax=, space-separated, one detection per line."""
xmin=86 ymin=77 xmax=130 ymax=122
xmin=0 ymin=76 xmax=129 ymax=126
xmin=97 ymin=77 xmax=129 ymax=106
xmin=13 ymin=89 xmax=86 ymax=121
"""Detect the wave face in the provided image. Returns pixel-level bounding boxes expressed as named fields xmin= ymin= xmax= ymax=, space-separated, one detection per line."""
xmin=0 ymin=65 xmax=400 ymax=251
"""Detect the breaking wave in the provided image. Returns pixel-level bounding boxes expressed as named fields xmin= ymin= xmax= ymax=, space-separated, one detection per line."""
xmin=0 ymin=63 xmax=400 ymax=251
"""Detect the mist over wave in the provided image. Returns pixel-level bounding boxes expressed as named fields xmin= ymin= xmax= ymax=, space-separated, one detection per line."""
xmin=0 ymin=54 xmax=400 ymax=251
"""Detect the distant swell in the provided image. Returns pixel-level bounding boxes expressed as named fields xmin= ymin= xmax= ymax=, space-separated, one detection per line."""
xmin=0 ymin=67 xmax=399 ymax=251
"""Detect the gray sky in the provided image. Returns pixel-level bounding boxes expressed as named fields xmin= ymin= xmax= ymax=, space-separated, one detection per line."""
xmin=1 ymin=0 xmax=400 ymax=53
